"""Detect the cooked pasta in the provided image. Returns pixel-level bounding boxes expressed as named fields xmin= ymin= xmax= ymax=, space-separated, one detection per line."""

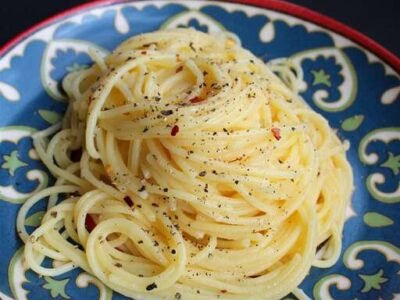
xmin=17 ymin=28 xmax=353 ymax=299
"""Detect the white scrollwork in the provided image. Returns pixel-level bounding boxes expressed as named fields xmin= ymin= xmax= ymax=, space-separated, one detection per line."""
xmin=0 ymin=126 xmax=49 ymax=204
xmin=290 ymin=47 xmax=357 ymax=112
xmin=343 ymin=241 xmax=400 ymax=270
xmin=313 ymin=274 xmax=351 ymax=300
xmin=161 ymin=9 xmax=225 ymax=33
xmin=359 ymin=127 xmax=400 ymax=203
xmin=41 ymin=39 xmax=109 ymax=101
xmin=8 ymin=248 xmax=29 ymax=300
xmin=76 ymin=273 xmax=113 ymax=300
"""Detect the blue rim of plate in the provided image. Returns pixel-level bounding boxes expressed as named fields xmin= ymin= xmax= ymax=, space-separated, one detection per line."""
xmin=0 ymin=1 xmax=399 ymax=299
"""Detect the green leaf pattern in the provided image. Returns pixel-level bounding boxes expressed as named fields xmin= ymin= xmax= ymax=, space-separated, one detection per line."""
xmin=1 ymin=150 xmax=27 ymax=176
xmin=341 ymin=115 xmax=364 ymax=131
xmin=43 ymin=277 xmax=70 ymax=299
xmin=38 ymin=110 xmax=62 ymax=125
xmin=381 ymin=152 xmax=400 ymax=175
xmin=359 ymin=269 xmax=388 ymax=293
xmin=311 ymin=69 xmax=331 ymax=87
xmin=363 ymin=212 xmax=394 ymax=228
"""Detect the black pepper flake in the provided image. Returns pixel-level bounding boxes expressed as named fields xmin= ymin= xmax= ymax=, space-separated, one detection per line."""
xmin=175 ymin=292 xmax=182 ymax=300
xmin=142 ymin=42 xmax=158 ymax=48
xmin=70 ymin=148 xmax=82 ymax=162
xmin=154 ymin=96 xmax=161 ymax=101
xmin=160 ymin=110 xmax=173 ymax=116
xmin=124 ymin=196 xmax=134 ymax=207
xmin=138 ymin=240 xmax=143 ymax=244
xmin=151 ymin=203 xmax=159 ymax=207
xmin=138 ymin=186 xmax=146 ymax=192
xmin=204 ymin=183 xmax=209 ymax=193
xmin=163 ymin=188 xmax=169 ymax=192
xmin=115 ymin=263 xmax=122 ymax=268
xmin=146 ymin=282 xmax=158 ymax=291
xmin=234 ymin=180 xmax=239 ymax=185
xmin=50 ymin=211 xmax=58 ymax=218
xmin=189 ymin=42 xmax=196 ymax=52
xmin=171 ymin=249 xmax=176 ymax=254
xmin=198 ymin=171 xmax=207 ymax=177
xmin=143 ymin=126 xmax=149 ymax=133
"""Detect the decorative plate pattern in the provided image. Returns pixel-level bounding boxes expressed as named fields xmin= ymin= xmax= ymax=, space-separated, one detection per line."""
xmin=0 ymin=1 xmax=399 ymax=299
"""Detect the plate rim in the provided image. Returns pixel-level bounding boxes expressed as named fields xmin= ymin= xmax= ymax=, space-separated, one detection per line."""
xmin=0 ymin=0 xmax=399 ymax=73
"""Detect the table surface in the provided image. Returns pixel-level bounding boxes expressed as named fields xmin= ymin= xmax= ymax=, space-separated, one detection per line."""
xmin=0 ymin=0 xmax=399 ymax=56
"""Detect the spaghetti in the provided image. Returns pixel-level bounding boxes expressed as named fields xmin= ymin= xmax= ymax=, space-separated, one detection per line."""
xmin=17 ymin=28 xmax=353 ymax=299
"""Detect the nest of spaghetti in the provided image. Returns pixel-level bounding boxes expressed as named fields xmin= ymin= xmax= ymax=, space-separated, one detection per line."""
xmin=18 ymin=28 xmax=353 ymax=300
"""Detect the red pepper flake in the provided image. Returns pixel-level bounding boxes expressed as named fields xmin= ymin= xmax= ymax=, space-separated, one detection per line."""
xmin=220 ymin=290 xmax=227 ymax=294
xmin=176 ymin=66 xmax=183 ymax=73
xmin=141 ymin=50 xmax=147 ymax=55
xmin=189 ymin=96 xmax=203 ymax=104
xmin=271 ymin=128 xmax=281 ymax=140
xmin=124 ymin=196 xmax=134 ymax=207
xmin=171 ymin=125 xmax=179 ymax=136
xmin=85 ymin=214 xmax=96 ymax=232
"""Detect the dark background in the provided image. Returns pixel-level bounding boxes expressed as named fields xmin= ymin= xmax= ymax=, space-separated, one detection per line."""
xmin=0 ymin=0 xmax=399 ymax=56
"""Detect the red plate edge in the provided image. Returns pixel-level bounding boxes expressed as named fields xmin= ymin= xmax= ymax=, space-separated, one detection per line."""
xmin=0 ymin=0 xmax=399 ymax=74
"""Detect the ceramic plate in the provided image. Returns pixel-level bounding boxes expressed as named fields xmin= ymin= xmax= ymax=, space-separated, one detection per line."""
xmin=0 ymin=1 xmax=399 ymax=299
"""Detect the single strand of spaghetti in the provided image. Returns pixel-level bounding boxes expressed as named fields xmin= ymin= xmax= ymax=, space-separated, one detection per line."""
xmin=80 ymin=151 xmax=125 ymax=199
xmin=47 ymin=162 xmax=81 ymax=209
xmin=34 ymin=137 xmax=88 ymax=187
xmin=17 ymin=185 xmax=78 ymax=242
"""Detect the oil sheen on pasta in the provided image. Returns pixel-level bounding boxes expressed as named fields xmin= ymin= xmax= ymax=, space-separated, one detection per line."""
xmin=17 ymin=29 xmax=353 ymax=299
